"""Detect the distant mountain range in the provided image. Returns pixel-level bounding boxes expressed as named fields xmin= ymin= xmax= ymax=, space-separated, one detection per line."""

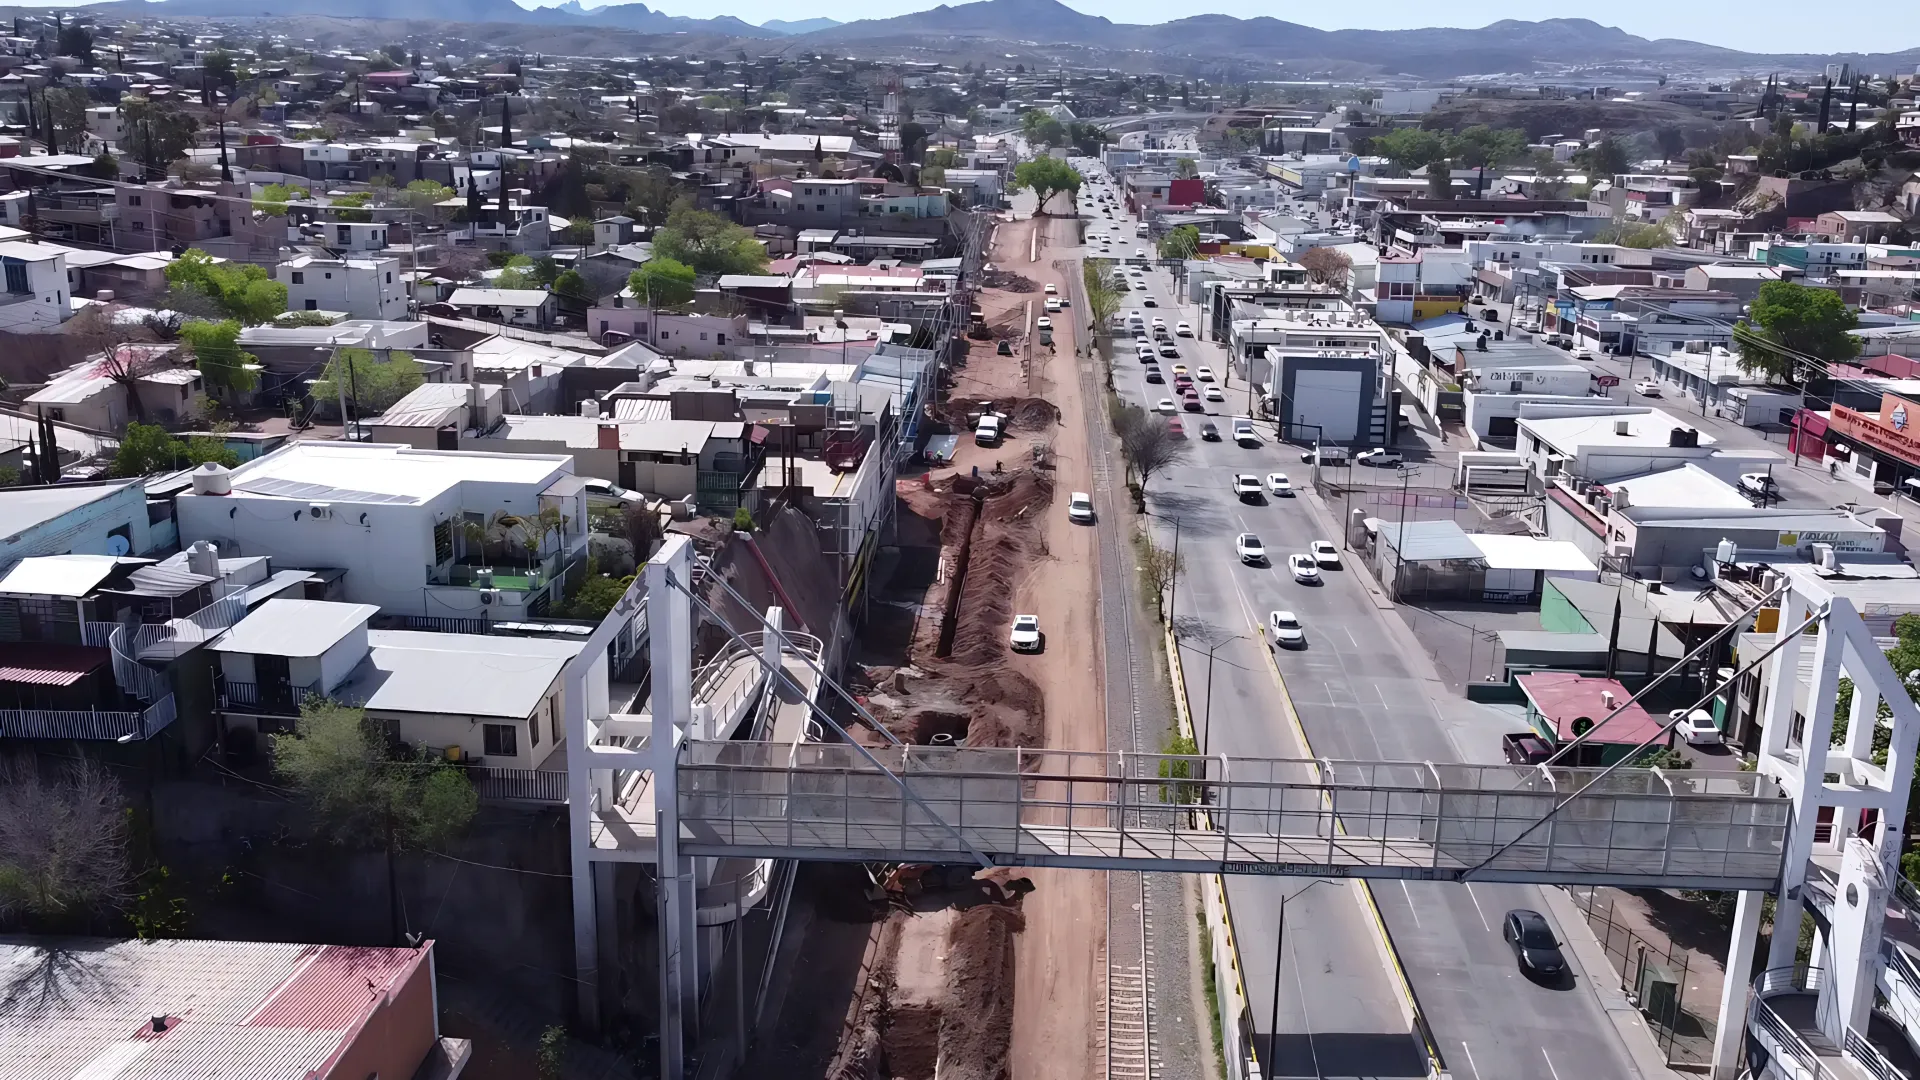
xmin=760 ymin=16 xmax=840 ymax=34
xmin=74 ymin=0 xmax=1919 ymax=74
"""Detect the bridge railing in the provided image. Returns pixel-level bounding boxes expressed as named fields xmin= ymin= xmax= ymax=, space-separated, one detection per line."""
xmin=674 ymin=743 xmax=1790 ymax=887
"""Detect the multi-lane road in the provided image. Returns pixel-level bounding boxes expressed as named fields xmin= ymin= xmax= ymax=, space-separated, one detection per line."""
xmin=1067 ymin=161 xmax=1649 ymax=1080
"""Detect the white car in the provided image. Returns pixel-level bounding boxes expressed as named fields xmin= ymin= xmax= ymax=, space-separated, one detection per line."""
xmin=1356 ymin=448 xmax=1404 ymax=467
xmin=1232 ymin=418 xmax=1258 ymax=444
xmin=1287 ymin=555 xmax=1321 ymax=584
xmin=582 ymin=477 xmax=645 ymax=505
xmin=1044 ymin=283 xmax=1058 ymax=295
xmin=1142 ymin=296 xmax=1158 ymax=307
xmin=1009 ymin=614 xmax=1042 ymax=653
xmin=1156 ymin=398 xmax=1178 ymax=414
xmin=1267 ymin=472 xmax=1292 ymax=496
xmin=1067 ymin=491 xmax=1095 ymax=524
xmin=1671 ymin=708 xmax=1722 ymax=745
xmin=1204 ymin=386 xmax=1224 ymax=402
xmin=1036 ymin=316 xmax=1052 ymax=331
xmin=1233 ymin=473 xmax=1264 ymax=501
xmin=1195 ymin=366 xmax=1215 ymax=382
xmin=1176 ymin=321 xmax=1194 ymax=336
xmin=1635 ymin=379 xmax=1662 ymax=397
xmin=1151 ymin=317 xmax=1166 ymax=330
xmin=1136 ymin=344 xmax=1157 ymax=361
xmin=1268 ymin=610 xmax=1307 ymax=647
xmin=1135 ymin=249 xmax=1147 ymax=259
xmin=1310 ymin=541 xmax=1340 ymax=569
xmin=1235 ymin=532 xmax=1267 ymax=565
xmin=1571 ymin=345 xmax=1595 ymax=361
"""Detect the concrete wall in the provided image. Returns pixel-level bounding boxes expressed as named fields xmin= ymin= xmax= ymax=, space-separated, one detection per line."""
xmin=0 ymin=481 xmax=152 ymax=572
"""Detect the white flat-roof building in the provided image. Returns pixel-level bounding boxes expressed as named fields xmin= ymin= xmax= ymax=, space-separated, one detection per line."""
xmin=175 ymin=442 xmax=588 ymax=622
xmin=276 ymin=255 xmax=407 ymax=321
xmin=1517 ymin=405 xmax=1776 ymax=485
xmin=0 ymin=480 xmax=153 ymax=573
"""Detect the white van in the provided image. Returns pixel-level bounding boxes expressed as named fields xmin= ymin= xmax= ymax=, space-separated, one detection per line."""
xmin=975 ymin=414 xmax=1002 ymax=446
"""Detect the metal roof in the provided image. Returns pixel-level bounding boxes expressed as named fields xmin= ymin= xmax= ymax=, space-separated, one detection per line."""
xmin=0 ymin=642 xmax=109 ymax=686
xmin=1369 ymin=518 xmax=1481 ymax=562
xmin=344 ymin=630 xmax=584 ymax=719
xmin=0 ymin=937 xmax=433 ymax=1080
xmin=0 ymin=554 xmax=151 ymax=598
xmin=212 ymin=599 xmax=381 ymax=657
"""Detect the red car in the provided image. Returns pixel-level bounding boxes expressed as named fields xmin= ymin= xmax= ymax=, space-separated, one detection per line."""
xmin=1183 ymin=390 xmax=1204 ymax=412
xmin=1166 ymin=417 xmax=1186 ymax=437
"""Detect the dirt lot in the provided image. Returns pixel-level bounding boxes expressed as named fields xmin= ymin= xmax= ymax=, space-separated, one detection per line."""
xmin=815 ymin=210 xmax=1109 ymax=1080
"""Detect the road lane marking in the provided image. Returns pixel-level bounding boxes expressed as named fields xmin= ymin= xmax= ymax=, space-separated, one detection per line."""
xmin=1542 ymin=1048 xmax=1563 ymax=1080
xmin=1400 ymin=882 xmax=1422 ymax=929
xmin=1460 ymin=1042 xmax=1482 ymax=1080
xmin=1467 ymin=885 xmax=1494 ymax=933
xmin=1287 ymin=925 xmax=1324 ymax=1080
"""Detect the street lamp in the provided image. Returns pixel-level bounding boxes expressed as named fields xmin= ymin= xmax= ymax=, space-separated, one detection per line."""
xmin=1263 ymin=879 xmax=1345 ymax=1080
xmin=1179 ymin=630 xmax=1251 ymax=758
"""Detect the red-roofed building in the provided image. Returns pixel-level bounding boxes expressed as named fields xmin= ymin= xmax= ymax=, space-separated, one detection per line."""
xmin=0 ymin=937 xmax=468 ymax=1080
xmin=1516 ymin=671 xmax=1673 ymax=765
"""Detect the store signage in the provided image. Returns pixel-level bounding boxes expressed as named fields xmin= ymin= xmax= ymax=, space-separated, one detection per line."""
xmin=1831 ymin=403 xmax=1920 ymax=466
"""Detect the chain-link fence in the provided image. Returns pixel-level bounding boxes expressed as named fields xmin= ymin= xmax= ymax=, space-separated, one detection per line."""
xmin=1573 ymin=887 xmax=1718 ymax=1068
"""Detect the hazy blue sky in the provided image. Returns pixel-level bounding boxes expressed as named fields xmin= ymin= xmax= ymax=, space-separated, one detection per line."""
xmin=522 ymin=0 xmax=1912 ymax=55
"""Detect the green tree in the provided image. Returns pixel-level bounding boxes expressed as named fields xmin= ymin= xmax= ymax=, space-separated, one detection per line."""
xmin=650 ymin=200 xmax=769 ymax=277
xmin=396 ymin=178 xmax=455 ymax=213
xmin=553 ymin=269 xmax=594 ymax=302
xmin=1011 ymin=156 xmax=1083 ymax=214
xmin=1734 ymin=280 xmax=1861 ymax=381
xmin=272 ymin=698 xmax=478 ymax=944
xmin=45 ymin=87 xmax=91 ymax=154
xmin=629 ymin=257 xmax=697 ymax=310
xmin=57 ymin=21 xmax=93 ymax=62
xmin=311 ymin=347 xmax=425 ymax=416
xmin=556 ymin=572 xmax=635 ymax=619
xmin=1173 ymin=157 xmax=1199 ymax=179
xmin=1447 ymin=125 xmax=1528 ymax=194
xmin=1425 ymin=160 xmax=1452 ymax=199
xmin=164 ymin=249 xmax=287 ymax=324
xmin=110 ymin=423 xmax=239 ymax=477
xmin=1574 ymin=136 xmax=1630 ymax=178
xmin=252 ymin=182 xmax=309 ymax=217
xmin=1371 ymin=128 xmax=1449 ymax=174
xmin=177 ymin=319 xmax=259 ymax=395
xmin=1158 ymin=224 xmax=1200 ymax=260
xmin=897 ymin=121 xmax=929 ymax=161
xmin=90 ymin=150 xmax=119 ymax=181
xmin=330 ymin=191 xmax=373 ymax=223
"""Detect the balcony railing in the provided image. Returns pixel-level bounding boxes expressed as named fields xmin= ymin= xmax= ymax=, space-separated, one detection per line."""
xmin=469 ymin=766 xmax=568 ymax=803
xmin=219 ymin=680 xmax=315 ymax=716
xmin=0 ymin=694 xmax=176 ymax=741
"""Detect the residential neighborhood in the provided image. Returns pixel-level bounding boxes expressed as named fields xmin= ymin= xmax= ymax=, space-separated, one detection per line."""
xmin=5 ymin=7 xmax=1920 ymax=1080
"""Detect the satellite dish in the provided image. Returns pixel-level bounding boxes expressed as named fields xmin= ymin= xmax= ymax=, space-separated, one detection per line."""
xmin=105 ymin=534 xmax=131 ymax=557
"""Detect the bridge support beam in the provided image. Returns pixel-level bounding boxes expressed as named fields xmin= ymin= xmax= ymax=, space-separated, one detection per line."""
xmin=1711 ymin=889 xmax=1764 ymax=1079
xmin=650 ymin=536 xmax=697 ymax=1080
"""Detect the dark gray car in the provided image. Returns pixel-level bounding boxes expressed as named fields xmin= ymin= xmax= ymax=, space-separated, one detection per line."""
xmin=1502 ymin=909 xmax=1567 ymax=976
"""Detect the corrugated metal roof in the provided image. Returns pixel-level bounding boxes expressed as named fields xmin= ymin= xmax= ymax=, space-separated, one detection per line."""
xmin=0 ymin=554 xmax=151 ymax=598
xmin=212 ymin=599 xmax=381 ymax=657
xmin=0 ymin=643 xmax=110 ymax=686
xmin=0 ymin=938 xmax=434 ymax=1080
xmin=1369 ymin=518 xmax=1481 ymax=562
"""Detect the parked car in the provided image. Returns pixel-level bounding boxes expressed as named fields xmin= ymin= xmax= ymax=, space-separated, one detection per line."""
xmin=1176 ymin=321 xmax=1194 ymax=336
xmin=1234 ymin=474 xmax=1264 ymax=502
xmin=583 ymin=477 xmax=646 ymax=505
xmin=1635 ymin=379 xmax=1662 ymax=397
xmin=1036 ymin=316 xmax=1052 ymax=331
xmin=1235 ymin=533 xmax=1268 ymax=564
xmin=1267 ymin=472 xmax=1292 ymax=496
xmin=1501 ymin=909 xmax=1567 ymax=976
xmin=1067 ymin=491 xmax=1095 ymax=524
xmin=1310 ymin=541 xmax=1340 ymax=568
xmin=1044 ymin=283 xmax=1058 ymax=295
xmin=1670 ymin=708 xmax=1722 ymax=745
xmin=1739 ymin=473 xmax=1779 ymax=499
xmin=1302 ymin=445 xmax=1351 ymax=465
xmin=1356 ymin=448 xmax=1404 ymax=467
xmin=1502 ymin=732 xmax=1553 ymax=764
xmin=1009 ymin=614 xmax=1042 ymax=653
xmin=1287 ymin=554 xmax=1320 ymax=584
xmin=1571 ymin=344 xmax=1594 ymax=361
xmin=1268 ymin=610 xmax=1306 ymax=648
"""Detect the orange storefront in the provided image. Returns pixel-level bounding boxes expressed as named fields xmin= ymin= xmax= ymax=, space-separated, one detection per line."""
xmin=1828 ymin=394 xmax=1920 ymax=488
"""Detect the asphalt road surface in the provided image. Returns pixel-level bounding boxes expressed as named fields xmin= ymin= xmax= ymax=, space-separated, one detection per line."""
xmin=1070 ymin=164 xmax=1647 ymax=1080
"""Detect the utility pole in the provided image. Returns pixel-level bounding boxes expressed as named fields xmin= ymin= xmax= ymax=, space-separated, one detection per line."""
xmin=1168 ymin=516 xmax=1181 ymax=621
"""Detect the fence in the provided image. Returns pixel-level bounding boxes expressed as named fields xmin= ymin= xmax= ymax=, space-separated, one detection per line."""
xmin=1574 ymin=886 xmax=1715 ymax=1067
xmin=469 ymin=766 xmax=568 ymax=803
xmin=0 ymin=693 xmax=176 ymax=741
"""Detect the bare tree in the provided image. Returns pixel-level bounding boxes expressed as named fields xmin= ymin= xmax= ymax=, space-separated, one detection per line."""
xmin=0 ymin=757 xmax=133 ymax=925
xmin=1297 ymin=247 xmax=1354 ymax=292
xmin=64 ymin=306 xmax=164 ymax=422
xmin=1118 ymin=412 xmax=1191 ymax=500
xmin=624 ymin=502 xmax=664 ymax=560
xmin=1139 ymin=540 xmax=1183 ymax=623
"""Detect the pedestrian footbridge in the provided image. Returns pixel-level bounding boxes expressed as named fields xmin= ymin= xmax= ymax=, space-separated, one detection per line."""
xmin=674 ymin=742 xmax=1790 ymax=890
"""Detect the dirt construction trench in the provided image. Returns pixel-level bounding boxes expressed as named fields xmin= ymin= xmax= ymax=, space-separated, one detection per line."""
xmin=823 ymin=207 xmax=1107 ymax=1080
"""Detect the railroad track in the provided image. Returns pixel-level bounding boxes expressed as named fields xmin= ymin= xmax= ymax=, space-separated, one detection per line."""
xmin=1063 ymin=209 xmax=1162 ymax=1080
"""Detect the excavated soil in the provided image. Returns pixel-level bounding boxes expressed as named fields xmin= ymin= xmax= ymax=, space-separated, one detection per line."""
xmin=939 ymin=904 xmax=1024 ymax=1080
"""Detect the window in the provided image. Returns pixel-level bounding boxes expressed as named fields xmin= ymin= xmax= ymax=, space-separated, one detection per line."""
xmin=386 ymin=272 xmax=392 ymax=284
xmin=305 ymin=299 xmax=318 ymax=310
xmin=46 ymin=407 xmax=64 ymax=422
xmin=483 ymin=723 xmax=518 ymax=757
xmin=325 ymin=272 xmax=333 ymax=280
xmin=529 ymin=706 xmax=541 ymax=747
xmin=291 ymin=271 xmax=305 ymax=284
xmin=3 ymin=259 xmax=26 ymax=295
xmin=128 ymin=195 xmax=142 ymax=207
xmin=817 ymin=204 xmax=826 ymax=212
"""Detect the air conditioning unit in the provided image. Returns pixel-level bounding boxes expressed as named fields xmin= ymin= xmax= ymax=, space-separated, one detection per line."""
xmin=479 ymin=588 xmax=500 ymax=605
xmin=308 ymin=502 xmax=333 ymax=520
